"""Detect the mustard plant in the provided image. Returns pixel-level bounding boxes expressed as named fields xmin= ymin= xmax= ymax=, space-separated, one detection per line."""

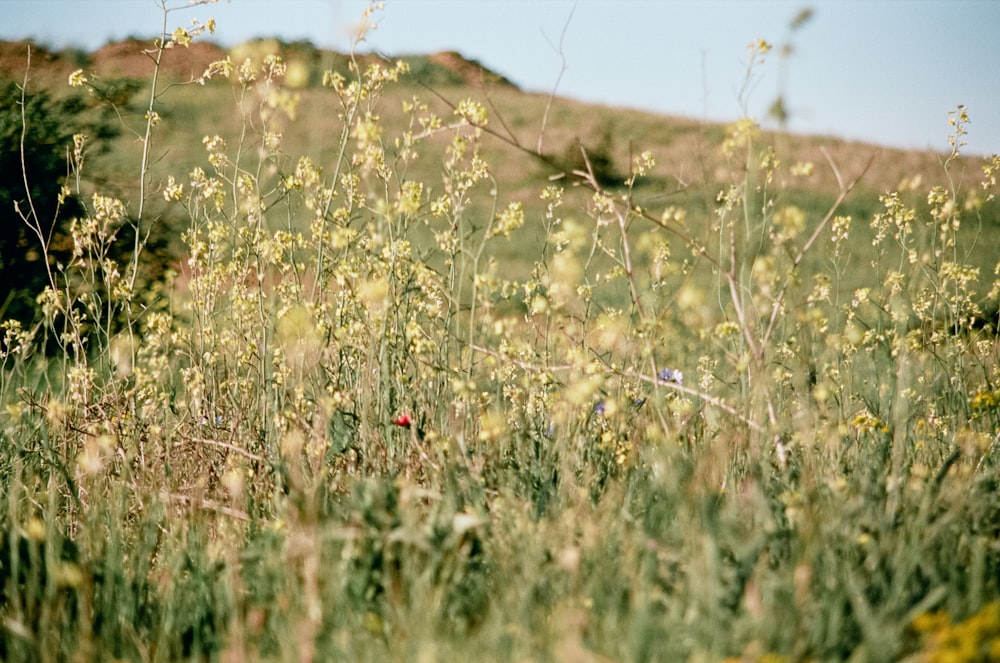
xmin=4 ymin=3 xmax=1000 ymax=661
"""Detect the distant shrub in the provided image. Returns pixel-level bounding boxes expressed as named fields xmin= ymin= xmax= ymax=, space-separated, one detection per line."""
xmin=0 ymin=79 xmax=84 ymax=324
xmin=553 ymin=121 xmax=619 ymax=186
xmin=0 ymin=71 xmax=139 ymax=342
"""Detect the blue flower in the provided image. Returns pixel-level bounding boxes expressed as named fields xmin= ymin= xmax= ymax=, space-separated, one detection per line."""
xmin=594 ymin=400 xmax=606 ymax=415
xmin=657 ymin=368 xmax=683 ymax=385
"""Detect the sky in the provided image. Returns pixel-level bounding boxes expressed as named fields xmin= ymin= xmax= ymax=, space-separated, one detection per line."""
xmin=3 ymin=0 xmax=999 ymax=156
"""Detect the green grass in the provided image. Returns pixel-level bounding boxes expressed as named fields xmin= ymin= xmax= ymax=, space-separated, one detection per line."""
xmin=2 ymin=10 xmax=1000 ymax=662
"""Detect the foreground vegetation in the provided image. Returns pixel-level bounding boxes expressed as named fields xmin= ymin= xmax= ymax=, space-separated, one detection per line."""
xmin=2 ymin=3 xmax=1000 ymax=661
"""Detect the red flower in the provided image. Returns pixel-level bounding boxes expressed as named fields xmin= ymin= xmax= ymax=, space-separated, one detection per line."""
xmin=392 ymin=414 xmax=412 ymax=428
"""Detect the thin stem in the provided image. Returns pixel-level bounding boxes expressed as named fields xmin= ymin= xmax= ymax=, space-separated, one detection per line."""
xmin=537 ymin=2 xmax=576 ymax=155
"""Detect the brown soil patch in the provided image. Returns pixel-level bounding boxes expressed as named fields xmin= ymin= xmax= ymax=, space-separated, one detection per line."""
xmin=0 ymin=38 xmax=228 ymax=84
xmin=90 ymin=39 xmax=227 ymax=80
xmin=428 ymin=50 xmax=515 ymax=88
xmin=0 ymin=41 xmax=77 ymax=82
xmin=1 ymin=38 xmax=516 ymax=93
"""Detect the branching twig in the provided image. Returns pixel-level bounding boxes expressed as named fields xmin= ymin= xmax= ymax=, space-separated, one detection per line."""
xmin=537 ymin=2 xmax=576 ymax=155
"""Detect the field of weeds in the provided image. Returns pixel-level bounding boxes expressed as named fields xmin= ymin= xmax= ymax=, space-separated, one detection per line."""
xmin=2 ymin=3 xmax=1000 ymax=662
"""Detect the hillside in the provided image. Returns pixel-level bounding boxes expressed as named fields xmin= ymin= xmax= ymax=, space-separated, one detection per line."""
xmin=0 ymin=36 xmax=963 ymax=194
xmin=0 ymin=38 xmax=516 ymax=89
xmin=2 ymin=36 xmax=997 ymax=290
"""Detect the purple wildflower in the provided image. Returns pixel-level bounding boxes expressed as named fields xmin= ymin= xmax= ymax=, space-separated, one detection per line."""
xmin=658 ymin=368 xmax=683 ymax=385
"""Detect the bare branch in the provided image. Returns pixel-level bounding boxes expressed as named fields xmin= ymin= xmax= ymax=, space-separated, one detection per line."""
xmin=537 ymin=2 xmax=577 ymax=155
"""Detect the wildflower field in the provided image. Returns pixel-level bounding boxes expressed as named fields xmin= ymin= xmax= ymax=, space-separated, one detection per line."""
xmin=3 ymin=2 xmax=1000 ymax=661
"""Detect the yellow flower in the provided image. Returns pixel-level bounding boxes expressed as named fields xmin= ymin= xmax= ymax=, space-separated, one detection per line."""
xmin=455 ymin=98 xmax=488 ymax=126
xmin=68 ymin=69 xmax=87 ymax=87
xmin=171 ymin=26 xmax=193 ymax=48
xmin=490 ymin=201 xmax=524 ymax=239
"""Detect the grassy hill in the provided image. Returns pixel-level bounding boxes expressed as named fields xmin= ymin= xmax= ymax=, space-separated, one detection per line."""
xmin=4 ymin=35 xmax=997 ymax=303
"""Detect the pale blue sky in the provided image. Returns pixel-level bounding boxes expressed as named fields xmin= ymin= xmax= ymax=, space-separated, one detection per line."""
xmin=3 ymin=0 xmax=998 ymax=155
